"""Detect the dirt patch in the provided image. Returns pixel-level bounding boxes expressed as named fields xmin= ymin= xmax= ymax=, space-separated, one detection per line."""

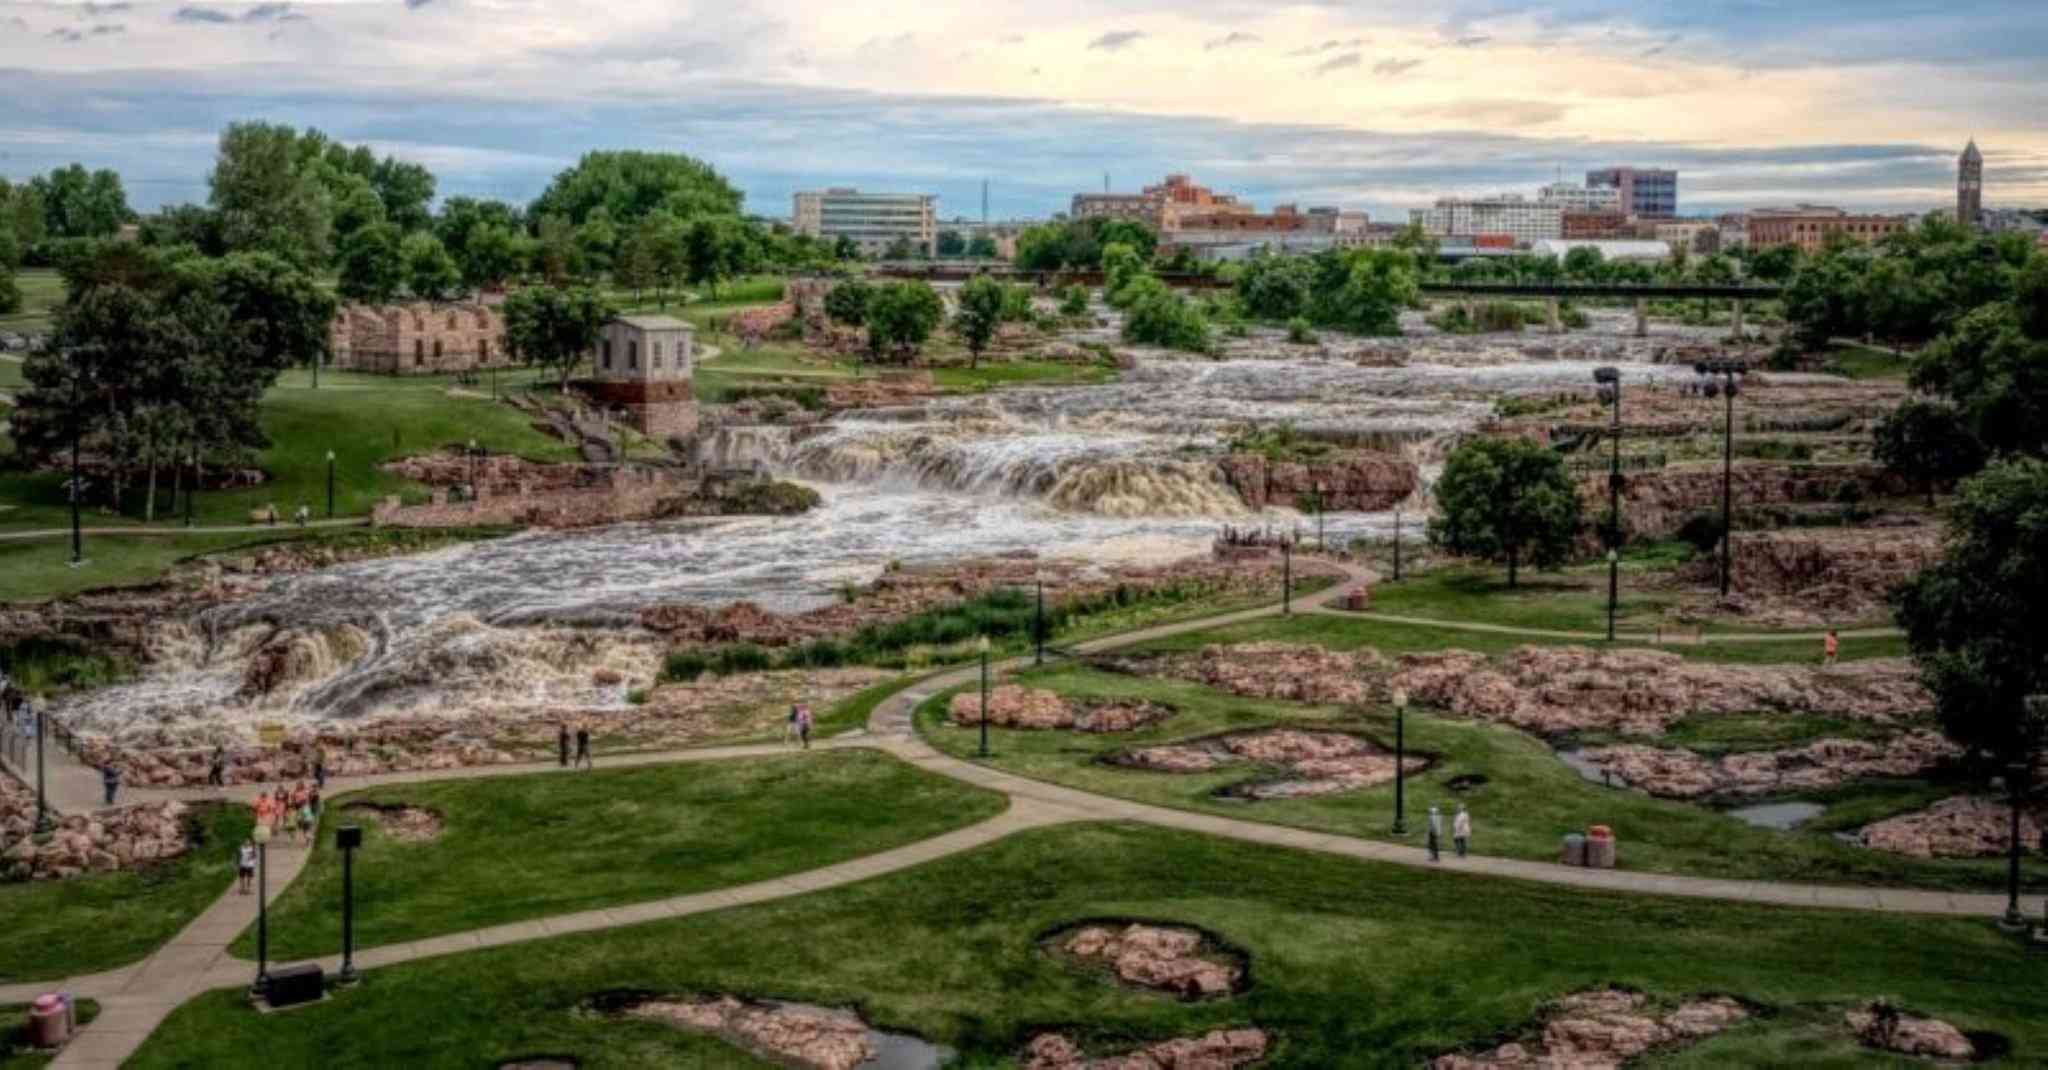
xmin=1847 ymin=1001 xmax=1978 ymax=1061
xmin=1576 ymin=730 xmax=1960 ymax=800
xmin=1855 ymin=796 xmax=2044 ymax=859
xmin=1108 ymin=728 xmax=1430 ymax=800
xmin=1432 ymin=988 xmax=1750 ymax=1069
xmin=1023 ymin=1028 xmax=1268 ymax=1070
xmin=1044 ymin=921 xmax=1248 ymax=1000
xmin=946 ymin=686 xmax=1173 ymax=733
xmin=1447 ymin=774 xmax=1490 ymax=793
xmin=341 ymin=802 xmax=444 ymax=843
xmin=590 ymin=991 xmax=946 ymax=1070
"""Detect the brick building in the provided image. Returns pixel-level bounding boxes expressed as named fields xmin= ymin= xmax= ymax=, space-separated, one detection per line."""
xmin=579 ymin=315 xmax=699 ymax=438
xmin=330 ymin=301 xmax=506 ymax=375
xmin=1745 ymin=206 xmax=1909 ymax=254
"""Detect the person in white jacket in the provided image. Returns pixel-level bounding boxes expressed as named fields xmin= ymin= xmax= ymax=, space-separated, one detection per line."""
xmin=1453 ymin=805 xmax=1472 ymax=858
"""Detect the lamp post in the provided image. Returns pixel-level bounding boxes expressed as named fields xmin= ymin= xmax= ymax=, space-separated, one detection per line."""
xmin=1392 ymin=508 xmax=1403 ymax=582
xmin=337 ymin=824 xmax=363 ymax=984
xmin=466 ymin=438 xmax=480 ymax=497
xmin=1033 ymin=576 xmax=1046 ymax=667
xmin=2001 ymin=695 xmax=2046 ymax=931
xmin=185 ymin=448 xmax=197 ymax=529
xmin=30 ymin=701 xmax=52 ymax=835
xmin=68 ymin=378 xmax=83 ymax=567
xmin=1391 ymin=688 xmax=1409 ymax=835
xmin=325 ymin=450 xmax=337 ymax=519
xmin=1282 ymin=537 xmax=1293 ymax=616
xmin=1313 ymin=481 xmax=1326 ymax=553
xmin=250 ymin=822 xmax=272 ymax=999
xmin=1606 ymin=549 xmax=1620 ymax=642
xmin=976 ymin=635 xmax=991 ymax=759
xmin=1694 ymin=359 xmax=1746 ymax=597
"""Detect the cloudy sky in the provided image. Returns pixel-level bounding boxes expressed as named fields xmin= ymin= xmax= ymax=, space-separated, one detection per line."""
xmin=3 ymin=0 xmax=2045 ymax=222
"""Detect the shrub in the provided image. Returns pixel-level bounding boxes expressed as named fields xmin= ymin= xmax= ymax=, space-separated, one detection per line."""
xmin=1122 ymin=290 xmax=1212 ymax=352
xmin=1285 ymin=317 xmax=1317 ymax=344
xmin=1058 ymin=285 xmax=1089 ymax=317
xmin=662 ymin=650 xmax=709 ymax=682
xmin=1676 ymin=513 xmax=1725 ymax=555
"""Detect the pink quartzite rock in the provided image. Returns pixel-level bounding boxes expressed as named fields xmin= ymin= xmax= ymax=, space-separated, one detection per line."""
xmin=1847 ymin=1003 xmax=1976 ymax=1060
xmin=0 ymin=781 xmax=191 ymax=882
xmin=1432 ymin=991 xmax=1748 ymax=1070
xmin=1024 ymin=1028 xmax=1268 ymax=1070
xmin=949 ymin=685 xmax=1074 ymax=730
xmin=1061 ymin=924 xmax=1240 ymax=998
xmin=1579 ymin=730 xmax=1960 ymax=800
xmin=1117 ymin=729 xmax=1427 ymax=799
xmin=1857 ymin=796 xmax=2045 ymax=859
xmin=627 ymin=998 xmax=877 ymax=1070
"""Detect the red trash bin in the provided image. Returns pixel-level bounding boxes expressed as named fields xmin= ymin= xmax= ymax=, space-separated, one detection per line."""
xmin=28 ymin=993 xmax=70 ymax=1048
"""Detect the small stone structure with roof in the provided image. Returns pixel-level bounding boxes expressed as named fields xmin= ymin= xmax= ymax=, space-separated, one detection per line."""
xmin=580 ymin=314 xmax=699 ymax=437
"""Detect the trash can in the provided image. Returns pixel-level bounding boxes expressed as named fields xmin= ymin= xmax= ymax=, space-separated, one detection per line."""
xmin=28 ymin=993 xmax=69 ymax=1048
xmin=1561 ymin=833 xmax=1586 ymax=867
xmin=1586 ymin=825 xmax=1617 ymax=869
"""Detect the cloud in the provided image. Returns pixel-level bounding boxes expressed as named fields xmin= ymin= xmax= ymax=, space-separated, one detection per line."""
xmin=1288 ymin=37 xmax=1364 ymax=57
xmin=172 ymin=6 xmax=235 ymax=23
xmin=91 ymin=22 xmax=126 ymax=35
xmin=243 ymin=4 xmax=294 ymax=20
xmin=80 ymin=2 xmax=133 ymax=15
xmin=1451 ymin=35 xmax=1490 ymax=48
xmin=1373 ymin=58 xmax=1423 ymax=77
xmin=6 ymin=16 xmax=29 ymax=30
xmin=404 ymin=0 xmax=433 ymax=8
xmin=1204 ymin=31 xmax=1259 ymax=51
xmin=1407 ymin=98 xmax=1567 ymax=127
xmin=1087 ymin=30 xmax=1144 ymax=52
xmin=1314 ymin=53 xmax=1360 ymax=76
xmin=48 ymin=27 xmax=83 ymax=41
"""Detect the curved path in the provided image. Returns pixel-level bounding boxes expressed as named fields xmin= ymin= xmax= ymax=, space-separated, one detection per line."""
xmin=0 ymin=518 xmax=370 ymax=543
xmin=6 ymin=561 xmax=2034 ymax=1068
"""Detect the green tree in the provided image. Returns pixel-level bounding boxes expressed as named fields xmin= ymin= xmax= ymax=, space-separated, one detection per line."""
xmin=1561 ymin=245 xmax=1606 ymax=280
xmin=936 ymin=230 xmax=966 ymax=257
xmin=1307 ymin=248 xmax=1417 ymax=335
xmin=1873 ymin=399 xmax=1988 ymax=505
xmin=336 ymin=221 xmax=404 ymax=304
xmin=1890 ymin=458 xmax=2048 ymax=791
xmin=832 ymin=235 xmax=860 ymax=261
xmin=1101 ymin=241 xmax=1146 ymax=307
xmin=135 ymin=204 xmax=225 ymax=257
xmin=534 ymin=214 xmax=579 ymax=285
xmin=0 ymin=266 xmax=19 ymax=315
xmin=209 ymin=122 xmax=334 ymax=268
xmin=30 ymin=164 xmax=131 ymax=239
xmin=966 ymin=235 xmax=998 ymax=259
xmin=401 ymin=232 xmax=462 ymax=302
xmin=824 ymin=278 xmax=872 ymax=329
xmin=574 ymin=209 xmax=620 ymax=279
xmin=203 ymin=251 xmax=338 ymax=386
xmin=882 ymin=236 xmax=919 ymax=261
xmin=434 ymin=197 xmax=523 ymax=265
xmin=864 ymin=280 xmax=943 ymax=361
xmin=1748 ymin=244 xmax=1800 ymax=283
xmin=461 ymin=224 xmax=525 ymax=291
xmin=370 ymin=157 xmax=436 ymax=233
xmin=1012 ymin=224 xmax=1070 ymax=272
xmin=502 ymin=285 xmax=614 ymax=390
xmin=0 ymin=178 xmax=50 ymax=256
xmin=953 ymin=274 xmax=1006 ymax=369
xmin=1094 ymin=219 xmax=1157 ymax=262
xmin=1121 ymin=290 xmax=1211 ymax=352
xmin=683 ymin=215 xmax=754 ymax=299
xmin=528 ymin=150 xmax=743 ymax=229
xmin=1428 ymin=437 xmax=1583 ymax=587
xmin=1058 ymin=285 xmax=1089 ymax=317
xmin=1236 ymin=254 xmax=1313 ymax=320
xmin=1912 ymin=288 xmax=2048 ymax=458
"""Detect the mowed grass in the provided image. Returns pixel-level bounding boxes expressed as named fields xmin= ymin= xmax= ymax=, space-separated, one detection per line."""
xmin=134 ymin=823 xmax=2048 ymax=1068
xmin=0 ymin=804 xmax=251 ymax=984
xmin=915 ymin=663 xmax=2030 ymax=892
xmin=235 ymin=749 xmax=1006 ymax=960
xmin=1823 ymin=342 xmax=1913 ymax=381
xmin=0 ymin=269 xmax=62 ymax=334
xmin=2 ymin=1000 xmax=100 ymax=1069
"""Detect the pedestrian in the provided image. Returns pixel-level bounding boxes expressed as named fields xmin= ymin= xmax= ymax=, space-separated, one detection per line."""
xmin=784 ymin=704 xmax=801 ymax=747
xmin=796 ymin=704 xmax=814 ymax=751
xmin=557 ymin=722 xmax=571 ymax=768
xmin=308 ymin=785 xmax=322 ymax=820
xmin=313 ymin=747 xmax=327 ymax=791
xmin=1823 ymin=628 xmax=1839 ymax=668
xmin=1426 ymin=805 xmax=1442 ymax=862
xmin=208 ymin=745 xmax=227 ymax=788
xmin=238 ymin=839 xmax=257 ymax=895
xmin=297 ymin=797 xmax=316 ymax=839
xmin=271 ymin=787 xmax=290 ymax=839
xmin=294 ymin=503 xmax=310 ymax=527
xmin=100 ymin=763 xmax=121 ymax=807
xmin=1453 ymin=804 xmax=1472 ymax=859
xmin=574 ymin=721 xmax=593 ymax=770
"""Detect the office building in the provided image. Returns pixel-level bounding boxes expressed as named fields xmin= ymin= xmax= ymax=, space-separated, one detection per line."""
xmin=1410 ymin=194 xmax=1563 ymax=246
xmin=1586 ymin=167 xmax=1678 ymax=218
xmin=1537 ymin=182 xmax=1622 ymax=212
xmin=1746 ymin=206 xmax=1909 ymax=254
xmin=792 ymin=188 xmax=937 ymax=256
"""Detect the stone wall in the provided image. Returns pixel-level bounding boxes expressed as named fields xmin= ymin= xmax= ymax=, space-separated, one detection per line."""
xmin=1583 ymin=462 xmax=1911 ymax=542
xmin=372 ymin=466 xmax=698 ymax=529
xmin=1217 ymin=451 xmax=1419 ymax=512
xmin=331 ymin=301 xmax=506 ymax=375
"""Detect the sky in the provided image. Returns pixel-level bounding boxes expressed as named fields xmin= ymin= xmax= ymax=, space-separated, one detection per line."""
xmin=3 ymin=0 xmax=2046 ymax=222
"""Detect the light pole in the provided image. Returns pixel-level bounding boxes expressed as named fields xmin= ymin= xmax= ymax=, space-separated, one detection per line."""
xmin=30 ymin=701 xmax=52 ymax=835
xmin=250 ymin=822 xmax=272 ymax=999
xmin=68 ymin=380 xmax=83 ymax=567
xmin=1313 ymin=481 xmax=1326 ymax=553
xmin=1695 ymin=359 xmax=1746 ymax=597
xmin=976 ymin=635 xmax=991 ymax=759
xmin=337 ymin=824 xmax=362 ymax=985
xmin=1391 ymin=508 xmax=1404 ymax=582
xmin=185 ymin=448 xmax=197 ymax=529
xmin=325 ymin=450 xmax=337 ymax=519
xmin=1391 ymin=688 xmax=1409 ymax=835
xmin=1606 ymin=549 xmax=1620 ymax=642
xmin=466 ymin=438 xmax=480 ymax=497
xmin=1033 ymin=576 xmax=1046 ymax=667
xmin=2000 ymin=695 xmax=2046 ymax=931
xmin=1282 ymin=538 xmax=1293 ymax=616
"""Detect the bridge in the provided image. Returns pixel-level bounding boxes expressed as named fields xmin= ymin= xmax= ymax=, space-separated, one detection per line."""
xmin=867 ymin=264 xmax=1782 ymax=301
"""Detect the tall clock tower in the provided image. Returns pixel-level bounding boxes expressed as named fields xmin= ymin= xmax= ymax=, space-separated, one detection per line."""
xmin=1957 ymin=140 xmax=1983 ymax=228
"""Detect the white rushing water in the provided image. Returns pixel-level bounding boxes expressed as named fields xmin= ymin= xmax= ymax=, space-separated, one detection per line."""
xmin=55 ymin=316 xmax=1721 ymax=739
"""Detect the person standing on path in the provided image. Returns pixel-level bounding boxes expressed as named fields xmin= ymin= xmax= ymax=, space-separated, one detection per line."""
xmin=796 ymin=704 xmax=814 ymax=751
xmin=1453 ymin=805 xmax=1471 ymax=858
xmin=313 ymin=747 xmax=327 ymax=791
xmin=1426 ymin=805 xmax=1443 ymax=862
xmin=784 ymin=705 xmax=801 ymax=747
xmin=208 ymin=746 xmax=227 ymax=788
xmin=574 ymin=721 xmax=593 ymax=770
xmin=100 ymin=763 xmax=121 ymax=806
xmin=558 ymin=722 xmax=571 ymax=768
xmin=1823 ymin=628 xmax=1839 ymax=668
xmin=238 ymin=840 xmax=257 ymax=895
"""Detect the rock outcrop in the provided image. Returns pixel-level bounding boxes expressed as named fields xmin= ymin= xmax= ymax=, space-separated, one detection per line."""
xmin=0 ymin=784 xmax=192 ymax=881
xmin=1846 ymin=1001 xmax=1976 ymax=1060
xmin=1136 ymin=643 xmax=1384 ymax=706
xmin=1217 ymin=451 xmax=1418 ymax=513
xmin=946 ymin=688 xmax=1172 ymax=733
xmin=1857 ymin=796 xmax=2044 ymax=859
xmin=1433 ymin=990 xmax=1748 ymax=1069
xmin=1023 ymin=1029 xmax=1269 ymax=1070
xmin=624 ymin=997 xmax=875 ymax=1070
xmin=1113 ymin=728 xmax=1427 ymax=799
xmin=1578 ymin=730 xmax=1961 ymax=799
xmin=1581 ymin=462 xmax=1908 ymax=542
xmin=1058 ymin=923 xmax=1241 ymax=999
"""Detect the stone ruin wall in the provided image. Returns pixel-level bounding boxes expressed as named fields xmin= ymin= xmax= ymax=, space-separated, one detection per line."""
xmin=371 ymin=466 xmax=697 ymax=529
xmin=331 ymin=301 xmax=506 ymax=376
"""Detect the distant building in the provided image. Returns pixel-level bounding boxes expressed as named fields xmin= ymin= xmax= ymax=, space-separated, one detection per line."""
xmin=1746 ymin=206 xmax=1910 ymax=254
xmin=1980 ymin=207 xmax=2047 ymax=237
xmin=1957 ymin=140 xmax=1984 ymax=227
xmin=792 ymin=188 xmax=937 ymax=257
xmin=330 ymin=301 xmax=504 ymax=376
xmin=1537 ymin=182 xmax=1622 ymax=212
xmin=584 ymin=315 xmax=698 ymax=438
xmin=1072 ymin=173 xmax=1251 ymax=233
xmin=1530 ymin=239 xmax=1671 ymax=264
xmin=1654 ymin=220 xmax=1720 ymax=256
xmin=1411 ymin=194 xmax=1562 ymax=246
xmin=1561 ymin=210 xmax=1631 ymax=240
xmin=1586 ymin=167 xmax=1678 ymax=218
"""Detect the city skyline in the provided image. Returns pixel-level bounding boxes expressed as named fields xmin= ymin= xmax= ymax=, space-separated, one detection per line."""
xmin=2 ymin=0 xmax=2045 ymax=219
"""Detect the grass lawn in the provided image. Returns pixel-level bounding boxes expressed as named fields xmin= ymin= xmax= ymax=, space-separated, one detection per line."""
xmin=1128 ymin=610 xmax=1908 ymax=665
xmin=2 ymin=1000 xmax=100 ymax=1069
xmin=0 ymin=804 xmax=252 ymax=984
xmin=134 ymin=822 xmax=2048 ymax=1068
xmin=0 ymin=270 xmax=62 ymax=335
xmin=235 ymin=749 xmax=1006 ymax=960
xmin=931 ymin=359 xmax=1120 ymax=391
xmin=914 ymin=663 xmax=2029 ymax=892
xmin=1822 ymin=342 xmax=1913 ymax=381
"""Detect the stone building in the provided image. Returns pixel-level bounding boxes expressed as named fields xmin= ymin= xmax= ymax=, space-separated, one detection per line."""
xmin=1745 ymin=206 xmax=1909 ymax=254
xmin=580 ymin=315 xmax=699 ymax=437
xmin=1957 ymin=140 xmax=1983 ymax=227
xmin=330 ymin=301 xmax=506 ymax=375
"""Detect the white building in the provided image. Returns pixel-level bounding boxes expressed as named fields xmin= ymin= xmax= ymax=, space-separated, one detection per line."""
xmin=1530 ymin=239 xmax=1671 ymax=264
xmin=587 ymin=314 xmax=698 ymax=437
xmin=1410 ymin=194 xmax=1563 ymax=246
xmin=792 ymin=188 xmax=938 ymax=257
xmin=1536 ymin=183 xmax=1622 ymax=212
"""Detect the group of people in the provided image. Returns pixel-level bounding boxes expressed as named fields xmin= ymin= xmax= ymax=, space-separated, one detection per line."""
xmin=1425 ymin=804 xmax=1474 ymax=862
xmin=557 ymin=721 xmax=594 ymax=770
xmin=785 ymin=704 xmax=814 ymax=749
xmin=238 ymin=781 xmax=321 ymax=893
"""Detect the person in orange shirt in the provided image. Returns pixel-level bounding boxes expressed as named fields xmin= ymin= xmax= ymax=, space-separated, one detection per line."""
xmin=1823 ymin=628 xmax=1839 ymax=668
xmin=252 ymin=791 xmax=274 ymax=832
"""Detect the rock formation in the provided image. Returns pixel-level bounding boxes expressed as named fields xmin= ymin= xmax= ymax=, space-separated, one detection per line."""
xmin=1579 ymin=463 xmax=1909 ymax=543
xmin=1114 ymin=728 xmax=1427 ymax=799
xmin=1578 ymin=730 xmax=1961 ymax=799
xmin=1058 ymin=923 xmax=1241 ymax=999
xmin=624 ymin=997 xmax=876 ymax=1070
xmin=0 ymin=783 xmax=192 ymax=881
xmin=1023 ymin=1028 xmax=1269 ymax=1070
xmin=1857 ymin=796 xmax=2044 ymax=859
xmin=946 ymin=688 xmax=1172 ymax=733
xmin=1217 ymin=451 xmax=1419 ymax=512
xmin=1136 ymin=643 xmax=1385 ymax=706
xmin=1433 ymin=989 xmax=1748 ymax=1069
xmin=1846 ymin=1001 xmax=1976 ymax=1060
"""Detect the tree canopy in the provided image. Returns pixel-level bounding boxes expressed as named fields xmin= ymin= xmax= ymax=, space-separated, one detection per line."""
xmin=864 ymin=281 xmax=944 ymax=361
xmin=1909 ymin=252 xmax=2048 ymax=458
xmin=1872 ymin=399 xmax=1987 ymax=505
xmin=527 ymin=151 xmax=743 ymax=229
xmin=502 ymin=285 xmax=614 ymax=390
xmin=1427 ymin=436 xmax=1583 ymax=587
xmin=953 ymin=275 xmax=1006 ymax=368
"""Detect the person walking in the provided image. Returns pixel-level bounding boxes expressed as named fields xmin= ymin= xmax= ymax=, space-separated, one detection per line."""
xmin=208 ymin=745 xmax=227 ymax=788
xmin=271 ymin=787 xmax=290 ymax=839
xmin=574 ymin=721 xmax=593 ymax=770
xmin=796 ymin=704 xmax=814 ymax=751
xmin=100 ymin=763 xmax=121 ymax=807
xmin=1823 ymin=628 xmax=1839 ymax=668
xmin=313 ymin=747 xmax=328 ymax=791
xmin=557 ymin=722 xmax=571 ymax=768
xmin=1453 ymin=805 xmax=1472 ymax=859
xmin=1426 ymin=805 xmax=1443 ymax=862
xmin=784 ymin=705 xmax=801 ymax=747
xmin=238 ymin=839 xmax=257 ymax=895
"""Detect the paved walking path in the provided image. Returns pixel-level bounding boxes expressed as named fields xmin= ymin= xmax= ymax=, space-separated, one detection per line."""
xmin=1324 ymin=607 xmax=1903 ymax=644
xmin=0 ymin=518 xmax=370 ymax=542
xmin=5 ymin=560 xmax=2036 ymax=1068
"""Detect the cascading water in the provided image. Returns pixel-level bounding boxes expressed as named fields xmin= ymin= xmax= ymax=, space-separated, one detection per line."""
xmin=52 ymin=324 xmax=1712 ymax=741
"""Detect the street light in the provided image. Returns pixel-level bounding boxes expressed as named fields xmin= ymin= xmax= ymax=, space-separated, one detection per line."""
xmin=68 ymin=372 xmax=83 ymax=567
xmin=185 ymin=448 xmax=197 ymax=529
xmin=1605 ymin=550 xmax=1620 ymax=642
xmin=1392 ymin=508 xmax=1404 ymax=582
xmin=466 ymin=438 xmax=480 ymax=497
xmin=2002 ymin=694 xmax=2047 ymax=931
xmin=325 ymin=450 xmax=337 ymax=519
xmin=29 ymin=701 xmax=52 ymax=835
xmin=1694 ymin=358 xmax=1747 ymax=597
xmin=1391 ymin=688 xmax=1409 ymax=835
xmin=976 ymin=635 xmax=992 ymax=759
xmin=1313 ymin=481 xmax=1327 ymax=553
xmin=250 ymin=822 xmax=273 ymax=999
xmin=1033 ymin=575 xmax=1046 ymax=667
xmin=1282 ymin=537 xmax=1293 ymax=616
xmin=336 ymin=824 xmax=363 ymax=985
